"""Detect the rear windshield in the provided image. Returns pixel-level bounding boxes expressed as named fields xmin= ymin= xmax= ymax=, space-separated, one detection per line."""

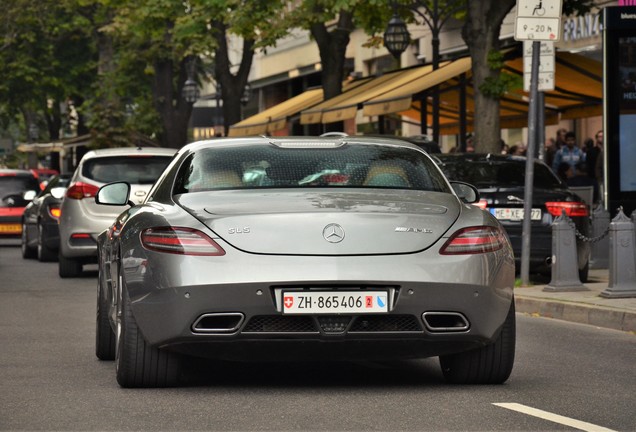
xmin=174 ymin=144 xmax=450 ymax=194
xmin=0 ymin=174 xmax=40 ymax=207
xmin=82 ymin=156 xmax=172 ymax=184
xmin=439 ymin=159 xmax=563 ymax=189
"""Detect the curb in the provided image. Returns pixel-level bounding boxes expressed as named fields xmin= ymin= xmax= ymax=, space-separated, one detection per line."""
xmin=515 ymin=296 xmax=636 ymax=333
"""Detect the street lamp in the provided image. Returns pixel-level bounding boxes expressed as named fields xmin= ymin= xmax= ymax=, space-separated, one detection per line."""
xmin=182 ymin=78 xmax=200 ymax=103
xmin=240 ymin=83 xmax=252 ymax=106
xmin=383 ymin=5 xmax=410 ymax=60
xmin=181 ymin=56 xmax=200 ymax=103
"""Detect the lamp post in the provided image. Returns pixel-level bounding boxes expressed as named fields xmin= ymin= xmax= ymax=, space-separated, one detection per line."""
xmin=240 ymin=83 xmax=252 ymax=106
xmin=384 ymin=0 xmax=465 ymax=146
xmin=181 ymin=56 xmax=200 ymax=104
xmin=182 ymin=78 xmax=200 ymax=104
xmin=382 ymin=3 xmax=409 ymax=134
xmin=383 ymin=4 xmax=410 ymax=61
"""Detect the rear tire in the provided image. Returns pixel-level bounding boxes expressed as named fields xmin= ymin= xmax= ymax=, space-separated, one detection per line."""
xmin=440 ymin=301 xmax=516 ymax=384
xmin=21 ymin=224 xmax=36 ymax=259
xmin=58 ymin=254 xmax=82 ymax=278
xmin=37 ymin=225 xmax=57 ymax=262
xmin=96 ymin=268 xmax=116 ymax=360
xmin=116 ymin=286 xmax=181 ymax=388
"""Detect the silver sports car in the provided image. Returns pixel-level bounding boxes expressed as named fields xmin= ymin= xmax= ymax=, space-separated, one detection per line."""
xmin=95 ymin=136 xmax=516 ymax=388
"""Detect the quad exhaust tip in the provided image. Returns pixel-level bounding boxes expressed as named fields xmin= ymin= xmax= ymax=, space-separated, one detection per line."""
xmin=422 ymin=312 xmax=470 ymax=332
xmin=192 ymin=313 xmax=245 ymax=333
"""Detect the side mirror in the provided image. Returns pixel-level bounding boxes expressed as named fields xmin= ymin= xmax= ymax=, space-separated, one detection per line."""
xmin=23 ymin=190 xmax=37 ymax=201
xmin=95 ymin=182 xmax=131 ymax=206
xmin=450 ymin=181 xmax=479 ymax=204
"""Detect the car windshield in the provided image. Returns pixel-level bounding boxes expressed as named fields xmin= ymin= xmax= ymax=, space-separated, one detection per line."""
xmin=0 ymin=173 xmax=40 ymax=207
xmin=439 ymin=159 xmax=563 ymax=189
xmin=174 ymin=144 xmax=450 ymax=194
xmin=82 ymin=156 xmax=173 ymax=184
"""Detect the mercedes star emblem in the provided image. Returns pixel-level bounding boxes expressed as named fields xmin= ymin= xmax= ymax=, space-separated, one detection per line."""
xmin=323 ymin=223 xmax=345 ymax=243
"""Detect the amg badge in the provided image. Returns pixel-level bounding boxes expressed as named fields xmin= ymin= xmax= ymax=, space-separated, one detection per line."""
xmin=395 ymin=227 xmax=433 ymax=233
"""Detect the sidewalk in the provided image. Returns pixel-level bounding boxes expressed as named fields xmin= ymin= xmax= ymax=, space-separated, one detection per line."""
xmin=514 ymin=269 xmax=636 ymax=333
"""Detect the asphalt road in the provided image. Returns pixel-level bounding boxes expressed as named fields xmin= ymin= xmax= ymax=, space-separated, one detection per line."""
xmin=1 ymin=241 xmax=635 ymax=431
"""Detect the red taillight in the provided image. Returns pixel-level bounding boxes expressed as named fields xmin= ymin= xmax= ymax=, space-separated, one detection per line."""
xmin=65 ymin=182 xmax=99 ymax=200
xmin=48 ymin=205 xmax=61 ymax=219
xmin=71 ymin=233 xmax=92 ymax=239
xmin=545 ymin=202 xmax=589 ymax=217
xmin=440 ymin=226 xmax=506 ymax=255
xmin=141 ymin=227 xmax=226 ymax=256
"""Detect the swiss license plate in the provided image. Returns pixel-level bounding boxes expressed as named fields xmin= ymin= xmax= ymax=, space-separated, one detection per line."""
xmin=0 ymin=223 xmax=21 ymax=234
xmin=491 ymin=208 xmax=541 ymax=221
xmin=282 ymin=291 xmax=389 ymax=314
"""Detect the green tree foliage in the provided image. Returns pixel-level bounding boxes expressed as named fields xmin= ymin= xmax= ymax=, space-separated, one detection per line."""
xmin=0 ymin=0 xmax=96 ymax=142
xmin=106 ymin=0 xmax=288 ymax=145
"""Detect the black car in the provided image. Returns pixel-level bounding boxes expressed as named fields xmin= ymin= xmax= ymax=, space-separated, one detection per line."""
xmin=435 ymin=153 xmax=591 ymax=281
xmin=0 ymin=169 xmax=40 ymax=238
xmin=21 ymin=174 xmax=71 ymax=261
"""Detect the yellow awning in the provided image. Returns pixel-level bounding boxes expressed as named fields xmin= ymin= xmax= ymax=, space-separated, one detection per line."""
xmin=229 ymin=88 xmax=324 ymax=137
xmin=394 ymin=50 xmax=602 ymax=134
xmin=363 ymin=57 xmax=472 ymax=117
xmin=300 ymin=64 xmax=436 ymax=124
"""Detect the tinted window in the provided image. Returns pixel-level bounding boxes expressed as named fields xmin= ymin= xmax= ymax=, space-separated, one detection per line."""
xmin=174 ymin=144 xmax=449 ymax=194
xmin=0 ymin=174 xmax=40 ymax=207
xmin=440 ymin=160 xmax=563 ymax=189
xmin=82 ymin=156 xmax=172 ymax=184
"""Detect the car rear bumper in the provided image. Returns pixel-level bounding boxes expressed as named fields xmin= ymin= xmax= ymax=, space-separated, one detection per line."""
xmin=123 ymin=250 xmax=515 ymax=359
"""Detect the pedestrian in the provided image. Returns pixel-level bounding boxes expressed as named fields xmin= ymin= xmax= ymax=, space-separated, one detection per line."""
xmin=552 ymin=131 xmax=585 ymax=173
xmin=543 ymin=137 xmax=557 ymax=167
xmin=586 ymin=130 xmax=603 ymax=182
xmin=555 ymin=128 xmax=568 ymax=150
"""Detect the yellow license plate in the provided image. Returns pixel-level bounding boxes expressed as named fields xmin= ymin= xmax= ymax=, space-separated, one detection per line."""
xmin=0 ymin=224 xmax=21 ymax=234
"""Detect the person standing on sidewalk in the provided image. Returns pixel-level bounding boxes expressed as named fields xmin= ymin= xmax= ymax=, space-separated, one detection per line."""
xmin=590 ymin=130 xmax=604 ymax=204
xmin=552 ymin=131 xmax=585 ymax=173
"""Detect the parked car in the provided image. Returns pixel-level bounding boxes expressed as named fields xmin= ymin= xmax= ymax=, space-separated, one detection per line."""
xmin=58 ymin=147 xmax=176 ymax=278
xmin=21 ymin=174 xmax=72 ymax=261
xmin=94 ymin=136 xmax=516 ymax=388
xmin=0 ymin=169 xmax=40 ymax=238
xmin=434 ymin=153 xmax=591 ymax=281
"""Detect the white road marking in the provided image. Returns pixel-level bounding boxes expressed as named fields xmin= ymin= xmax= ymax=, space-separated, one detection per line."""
xmin=493 ymin=403 xmax=617 ymax=432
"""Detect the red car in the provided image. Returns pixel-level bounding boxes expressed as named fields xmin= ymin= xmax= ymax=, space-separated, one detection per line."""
xmin=0 ymin=169 xmax=41 ymax=237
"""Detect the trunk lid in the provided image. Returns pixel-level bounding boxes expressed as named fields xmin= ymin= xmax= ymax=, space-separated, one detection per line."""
xmin=176 ymin=189 xmax=461 ymax=255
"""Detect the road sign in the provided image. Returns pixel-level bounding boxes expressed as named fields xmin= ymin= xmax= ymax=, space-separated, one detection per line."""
xmin=524 ymin=72 xmax=555 ymax=91
xmin=514 ymin=0 xmax=563 ymax=41
xmin=515 ymin=17 xmax=561 ymax=41
xmin=517 ymin=0 xmax=563 ymax=18
xmin=523 ymin=41 xmax=555 ymax=91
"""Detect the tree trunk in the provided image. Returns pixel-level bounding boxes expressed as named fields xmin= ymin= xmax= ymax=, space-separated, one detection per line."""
xmin=462 ymin=0 xmax=515 ymax=154
xmin=310 ymin=10 xmax=353 ymax=100
xmin=213 ymin=20 xmax=254 ymax=135
xmin=152 ymin=59 xmax=191 ymax=149
xmin=44 ymin=98 xmax=61 ymax=140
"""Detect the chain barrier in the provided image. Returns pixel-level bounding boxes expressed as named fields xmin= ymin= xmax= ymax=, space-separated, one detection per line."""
xmin=565 ymin=217 xmax=610 ymax=244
